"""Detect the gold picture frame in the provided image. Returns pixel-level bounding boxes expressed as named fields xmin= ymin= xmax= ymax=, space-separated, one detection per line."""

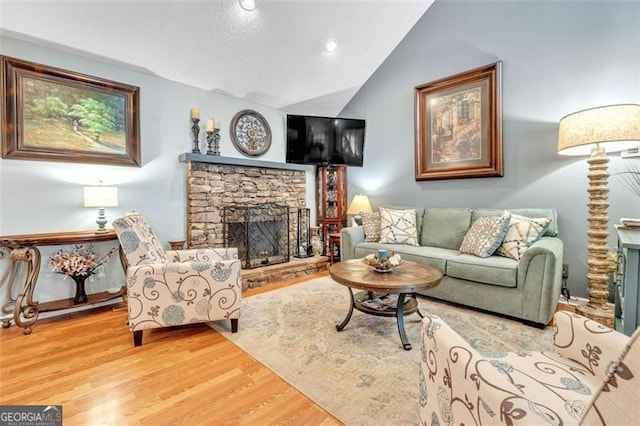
xmin=1 ymin=56 xmax=140 ymax=166
xmin=415 ymin=62 xmax=502 ymax=180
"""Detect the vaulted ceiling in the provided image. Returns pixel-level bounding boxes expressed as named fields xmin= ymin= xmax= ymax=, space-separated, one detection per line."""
xmin=0 ymin=0 xmax=434 ymax=117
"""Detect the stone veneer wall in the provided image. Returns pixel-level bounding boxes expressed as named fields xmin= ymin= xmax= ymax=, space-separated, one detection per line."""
xmin=186 ymin=161 xmax=307 ymax=256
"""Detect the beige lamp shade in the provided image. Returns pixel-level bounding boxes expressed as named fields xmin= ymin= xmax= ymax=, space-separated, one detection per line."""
xmin=558 ymin=104 xmax=640 ymax=156
xmin=347 ymin=194 xmax=373 ymax=215
xmin=83 ymin=186 xmax=119 ymax=207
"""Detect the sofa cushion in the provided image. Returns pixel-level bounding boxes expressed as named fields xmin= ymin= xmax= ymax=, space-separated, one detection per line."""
xmin=379 ymin=207 xmax=419 ymax=246
xmin=421 ymin=208 xmax=472 ymax=250
xmin=381 ymin=205 xmax=425 ymax=239
xmin=354 ymin=243 xmax=459 ymax=274
xmin=446 ymin=254 xmax=518 ymax=288
xmin=459 ymin=211 xmax=511 ymax=258
xmin=510 ymin=208 xmax=557 ymax=237
xmin=496 ymin=214 xmax=551 ymax=260
xmin=472 ymin=208 xmax=558 ymax=237
xmin=361 ymin=212 xmax=380 ymax=242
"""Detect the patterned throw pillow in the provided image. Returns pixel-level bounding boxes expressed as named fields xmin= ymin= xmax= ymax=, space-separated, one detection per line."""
xmin=496 ymin=214 xmax=552 ymax=260
xmin=361 ymin=212 xmax=381 ymax=242
xmin=379 ymin=208 xmax=419 ymax=246
xmin=459 ymin=211 xmax=511 ymax=258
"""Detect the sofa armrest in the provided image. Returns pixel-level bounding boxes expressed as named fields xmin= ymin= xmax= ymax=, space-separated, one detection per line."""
xmin=516 ymin=236 xmax=564 ymax=324
xmin=166 ymin=247 xmax=239 ymax=262
xmin=340 ymin=226 xmax=365 ymax=260
xmin=553 ymin=311 xmax=629 ymax=381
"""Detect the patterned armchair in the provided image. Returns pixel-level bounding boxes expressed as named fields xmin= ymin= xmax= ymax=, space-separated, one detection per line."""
xmin=420 ymin=311 xmax=639 ymax=425
xmin=112 ymin=214 xmax=241 ymax=346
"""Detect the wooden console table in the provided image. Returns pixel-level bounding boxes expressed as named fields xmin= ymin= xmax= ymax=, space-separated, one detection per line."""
xmin=0 ymin=230 xmax=125 ymax=335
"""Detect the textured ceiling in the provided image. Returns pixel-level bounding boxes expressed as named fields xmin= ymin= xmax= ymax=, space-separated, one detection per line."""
xmin=0 ymin=0 xmax=433 ymax=117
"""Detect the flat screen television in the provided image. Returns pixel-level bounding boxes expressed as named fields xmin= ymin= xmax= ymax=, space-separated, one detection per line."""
xmin=286 ymin=114 xmax=365 ymax=167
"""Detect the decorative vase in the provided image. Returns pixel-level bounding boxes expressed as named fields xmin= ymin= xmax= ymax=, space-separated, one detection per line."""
xmin=310 ymin=227 xmax=323 ymax=257
xmin=72 ymin=275 xmax=89 ymax=304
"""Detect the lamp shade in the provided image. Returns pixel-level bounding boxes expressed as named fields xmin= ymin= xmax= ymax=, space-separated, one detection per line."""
xmin=83 ymin=186 xmax=119 ymax=207
xmin=558 ymin=104 xmax=640 ymax=156
xmin=347 ymin=194 xmax=373 ymax=215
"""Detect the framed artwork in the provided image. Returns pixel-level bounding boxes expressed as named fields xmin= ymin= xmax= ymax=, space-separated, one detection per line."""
xmin=1 ymin=56 xmax=140 ymax=166
xmin=414 ymin=62 xmax=502 ymax=180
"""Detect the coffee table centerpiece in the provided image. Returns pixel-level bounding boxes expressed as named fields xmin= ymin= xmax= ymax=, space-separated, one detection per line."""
xmin=362 ymin=249 xmax=402 ymax=272
xmin=329 ymin=257 xmax=442 ymax=350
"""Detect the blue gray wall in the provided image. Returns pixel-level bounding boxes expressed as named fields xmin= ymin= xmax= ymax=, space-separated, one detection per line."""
xmin=0 ymin=35 xmax=315 ymax=306
xmin=342 ymin=0 xmax=640 ymax=298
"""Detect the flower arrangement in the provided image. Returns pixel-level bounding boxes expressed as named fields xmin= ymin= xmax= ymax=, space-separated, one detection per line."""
xmin=50 ymin=244 xmax=117 ymax=278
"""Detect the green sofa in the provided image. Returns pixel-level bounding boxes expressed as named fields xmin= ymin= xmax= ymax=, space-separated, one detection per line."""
xmin=340 ymin=207 xmax=564 ymax=327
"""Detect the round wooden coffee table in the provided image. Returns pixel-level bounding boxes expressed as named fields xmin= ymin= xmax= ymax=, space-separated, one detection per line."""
xmin=329 ymin=259 xmax=442 ymax=350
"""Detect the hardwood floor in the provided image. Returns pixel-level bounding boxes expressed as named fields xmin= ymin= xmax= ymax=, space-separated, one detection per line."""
xmin=0 ymin=272 xmax=342 ymax=425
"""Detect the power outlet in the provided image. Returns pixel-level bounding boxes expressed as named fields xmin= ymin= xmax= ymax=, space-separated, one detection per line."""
xmin=562 ymin=263 xmax=569 ymax=279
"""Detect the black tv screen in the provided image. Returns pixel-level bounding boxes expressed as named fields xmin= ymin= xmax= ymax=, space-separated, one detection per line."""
xmin=286 ymin=114 xmax=365 ymax=167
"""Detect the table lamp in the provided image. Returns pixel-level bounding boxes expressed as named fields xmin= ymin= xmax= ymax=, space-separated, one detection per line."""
xmin=84 ymin=185 xmax=119 ymax=233
xmin=558 ymin=103 xmax=640 ymax=326
xmin=347 ymin=194 xmax=373 ymax=226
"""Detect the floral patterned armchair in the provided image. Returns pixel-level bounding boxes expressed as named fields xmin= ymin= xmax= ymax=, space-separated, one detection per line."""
xmin=112 ymin=214 xmax=241 ymax=346
xmin=420 ymin=311 xmax=639 ymax=425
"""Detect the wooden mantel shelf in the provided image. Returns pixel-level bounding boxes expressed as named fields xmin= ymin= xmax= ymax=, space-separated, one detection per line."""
xmin=179 ymin=153 xmax=311 ymax=171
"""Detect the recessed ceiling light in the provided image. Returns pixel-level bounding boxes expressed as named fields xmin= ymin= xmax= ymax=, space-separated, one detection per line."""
xmin=324 ymin=38 xmax=338 ymax=53
xmin=239 ymin=0 xmax=256 ymax=11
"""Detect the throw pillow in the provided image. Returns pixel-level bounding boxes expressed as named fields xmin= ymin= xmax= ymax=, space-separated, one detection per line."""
xmin=496 ymin=214 xmax=552 ymax=260
xmin=459 ymin=211 xmax=511 ymax=258
xmin=361 ymin=212 xmax=381 ymax=242
xmin=379 ymin=208 xmax=419 ymax=246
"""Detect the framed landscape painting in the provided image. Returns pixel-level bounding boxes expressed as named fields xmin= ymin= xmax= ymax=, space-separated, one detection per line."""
xmin=414 ymin=62 xmax=502 ymax=180
xmin=1 ymin=56 xmax=140 ymax=166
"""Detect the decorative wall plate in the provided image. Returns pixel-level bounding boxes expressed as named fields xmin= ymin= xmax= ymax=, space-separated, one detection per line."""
xmin=229 ymin=109 xmax=272 ymax=156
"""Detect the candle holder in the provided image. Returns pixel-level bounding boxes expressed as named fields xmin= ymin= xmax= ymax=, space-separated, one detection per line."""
xmin=213 ymin=128 xmax=221 ymax=156
xmin=206 ymin=128 xmax=221 ymax=156
xmin=205 ymin=130 xmax=213 ymax=154
xmin=191 ymin=118 xmax=201 ymax=154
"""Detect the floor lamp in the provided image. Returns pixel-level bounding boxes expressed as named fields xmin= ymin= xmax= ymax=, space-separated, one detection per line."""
xmin=557 ymin=104 xmax=640 ymax=327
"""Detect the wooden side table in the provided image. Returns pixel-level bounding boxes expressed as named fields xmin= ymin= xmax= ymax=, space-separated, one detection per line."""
xmin=328 ymin=233 xmax=341 ymax=264
xmin=0 ymin=230 xmax=126 ymax=334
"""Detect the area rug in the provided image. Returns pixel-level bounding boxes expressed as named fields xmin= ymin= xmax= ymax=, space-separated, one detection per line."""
xmin=211 ymin=276 xmax=554 ymax=426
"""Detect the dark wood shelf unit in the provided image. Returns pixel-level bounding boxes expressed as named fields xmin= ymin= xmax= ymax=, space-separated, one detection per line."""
xmin=316 ymin=165 xmax=347 ymax=256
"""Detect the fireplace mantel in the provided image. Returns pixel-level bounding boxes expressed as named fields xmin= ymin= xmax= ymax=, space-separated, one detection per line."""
xmin=179 ymin=153 xmax=310 ymax=171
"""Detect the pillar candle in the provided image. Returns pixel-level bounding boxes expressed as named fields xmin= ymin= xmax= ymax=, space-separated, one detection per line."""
xmin=206 ymin=119 xmax=214 ymax=132
xmin=212 ymin=117 xmax=219 ymax=129
xmin=377 ymin=249 xmax=388 ymax=260
xmin=191 ymin=107 xmax=199 ymax=119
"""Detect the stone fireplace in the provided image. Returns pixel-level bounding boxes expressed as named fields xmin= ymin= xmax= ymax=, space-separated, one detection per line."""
xmin=183 ymin=156 xmax=307 ymax=258
xmin=181 ymin=154 xmax=329 ymax=289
